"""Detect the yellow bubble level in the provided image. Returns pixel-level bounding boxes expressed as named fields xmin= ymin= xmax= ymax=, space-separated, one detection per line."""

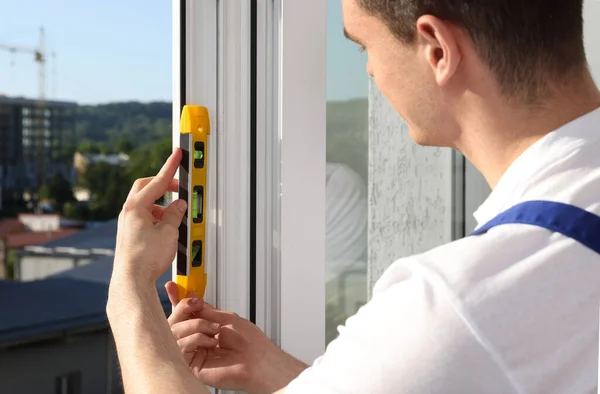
xmin=176 ymin=105 xmax=210 ymax=301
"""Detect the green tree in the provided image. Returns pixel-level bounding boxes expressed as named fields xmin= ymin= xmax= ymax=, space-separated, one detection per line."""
xmin=6 ymin=250 xmax=17 ymax=280
xmin=83 ymin=162 xmax=131 ymax=220
xmin=37 ymin=184 xmax=51 ymax=200
xmin=48 ymin=173 xmax=75 ymax=208
xmin=37 ymin=173 xmax=75 ymax=212
xmin=127 ymin=136 xmax=172 ymax=182
xmin=77 ymin=141 xmax=102 ymax=154
xmin=61 ymin=146 xmax=77 ymax=164
xmin=74 ymin=102 xmax=171 ymax=150
xmin=62 ymin=201 xmax=90 ymax=221
xmin=115 ymin=137 xmax=134 ymax=154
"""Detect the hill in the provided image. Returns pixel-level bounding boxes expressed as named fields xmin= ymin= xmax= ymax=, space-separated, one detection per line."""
xmin=75 ymin=101 xmax=172 ymax=150
xmin=74 ymin=99 xmax=369 ymax=181
xmin=327 ymin=98 xmax=369 ymax=183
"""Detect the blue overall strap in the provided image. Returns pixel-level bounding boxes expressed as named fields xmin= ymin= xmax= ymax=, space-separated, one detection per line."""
xmin=471 ymin=200 xmax=600 ymax=255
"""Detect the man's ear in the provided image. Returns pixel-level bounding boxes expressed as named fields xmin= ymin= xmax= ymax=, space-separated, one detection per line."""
xmin=415 ymin=15 xmax=461 ymax=86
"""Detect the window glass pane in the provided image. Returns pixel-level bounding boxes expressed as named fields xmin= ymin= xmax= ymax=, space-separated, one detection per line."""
xmin=326 ymin=0 xmax=369 ymax=344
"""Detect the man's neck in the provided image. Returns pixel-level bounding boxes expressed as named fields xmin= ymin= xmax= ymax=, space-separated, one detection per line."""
xmin=457 ymin=74 xmax=600 ymax=189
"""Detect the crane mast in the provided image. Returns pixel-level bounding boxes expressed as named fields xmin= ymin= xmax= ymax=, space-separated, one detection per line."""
xmin=0 ymin=27 xmax=53 ymax=187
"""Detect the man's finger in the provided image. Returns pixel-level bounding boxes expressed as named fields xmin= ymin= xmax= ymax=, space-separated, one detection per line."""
xmin=165 ymin=281 xmax=180 ymax=307
xmin=157 ymin=199 xmax=187 ymax=232
xmin=196 ymin=306 xmax=240 ymax=326
xmin=216 ymin=325 xmax=247 ymax=350
xmin=136 ymin=149 xmax=182 ymax=206
xmin=177 ymin=333 xmax=218 ymax=353
xmin=128 ymin=178 xmax=179 ymax=200
xmin=168 ymin=296 xmax=205 ymax=326
xmin=171 ymin=318 xmax=220 ymax=340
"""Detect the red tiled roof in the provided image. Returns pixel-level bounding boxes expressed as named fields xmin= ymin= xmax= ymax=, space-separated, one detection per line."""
xmin=0 ymin=219 xmax=24 ymax=238
xmin=5 ymin=229 xmax=79 ymax=249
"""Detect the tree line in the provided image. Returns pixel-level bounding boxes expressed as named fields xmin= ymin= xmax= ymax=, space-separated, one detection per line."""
xmin=38 ymin=98 xmax=369 ymax=222
xmin=42 ymin=102 xmax=174 ymax=221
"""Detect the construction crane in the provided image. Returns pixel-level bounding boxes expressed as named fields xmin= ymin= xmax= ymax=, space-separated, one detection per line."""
xmin=0 ymin=27 xmax=55 ymax=188
xmin=0 ymin=26 xmax=49 ymax=102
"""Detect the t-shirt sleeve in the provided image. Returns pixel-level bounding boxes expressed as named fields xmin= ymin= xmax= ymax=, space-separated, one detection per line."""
xmin=285 ymin=267 xmax=518 ymax=394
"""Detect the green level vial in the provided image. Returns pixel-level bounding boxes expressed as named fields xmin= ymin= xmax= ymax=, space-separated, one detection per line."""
xmin=191 ymin=186 xmax=204 ymax=223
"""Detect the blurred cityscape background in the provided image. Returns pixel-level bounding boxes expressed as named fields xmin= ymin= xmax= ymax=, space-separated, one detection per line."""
xmin=0 ymin=2 xmax=178 ymax=393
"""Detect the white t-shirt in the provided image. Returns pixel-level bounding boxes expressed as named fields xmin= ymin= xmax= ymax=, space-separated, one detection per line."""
xmin=287 ymin=107 xmax=600 ymax=394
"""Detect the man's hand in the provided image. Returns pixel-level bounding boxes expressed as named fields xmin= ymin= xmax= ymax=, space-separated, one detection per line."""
xmin=107 ymin=149 xmax=210 ymax=394
xmin=168 ymin=293 xmax=220 ymax=373
xmin=165 ymin=282 xmax=308 ymax=394
xmin=112 ymin=148 xmax=187 ymax=285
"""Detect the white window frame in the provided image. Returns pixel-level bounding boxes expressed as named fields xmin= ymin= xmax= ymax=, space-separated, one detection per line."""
xmin=255 ymin=0 xmax=281 ymax=344
xmin=176 ymin=0 xmax=328 ymax=367
xmin=256 ymin=0 xmax=328 ymax=364
xmin=276 ymin=0 xmax=327 ymax=363
xmin=172 ymin=0 xmax=251 ymax=318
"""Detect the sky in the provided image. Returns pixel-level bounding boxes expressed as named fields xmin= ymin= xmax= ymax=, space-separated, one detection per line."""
xmin=0 ymin=0 xmax=172 ymax=105
xmin=0 ymin=0 xmax=367 ymax=105
xmin=327 ymin=0 xmax=369 ymax=101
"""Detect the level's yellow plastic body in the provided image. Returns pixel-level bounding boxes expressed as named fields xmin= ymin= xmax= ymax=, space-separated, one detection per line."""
xmin=176 ymin=105 xmax=210 ymax=301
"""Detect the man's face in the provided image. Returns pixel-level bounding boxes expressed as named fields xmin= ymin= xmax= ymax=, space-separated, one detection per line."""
xmin=341 ymin=0 xmax=454 ymax=146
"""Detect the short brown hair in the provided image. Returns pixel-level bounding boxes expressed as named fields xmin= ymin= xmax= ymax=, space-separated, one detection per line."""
xmin=358 ymin=0 xmax=586 ymax=101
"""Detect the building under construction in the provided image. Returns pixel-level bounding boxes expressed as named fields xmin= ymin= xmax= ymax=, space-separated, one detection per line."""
xmin=0 ymin=96 xmax=77 ymax=202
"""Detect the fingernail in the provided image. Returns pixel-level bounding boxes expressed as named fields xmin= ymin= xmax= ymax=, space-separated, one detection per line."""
xmin=210 ymin=323 xmax=220 ymax=330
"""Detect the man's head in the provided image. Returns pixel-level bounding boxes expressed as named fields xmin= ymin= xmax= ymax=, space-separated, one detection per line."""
xmin=342 ymin=0 xmax=587 ymax=147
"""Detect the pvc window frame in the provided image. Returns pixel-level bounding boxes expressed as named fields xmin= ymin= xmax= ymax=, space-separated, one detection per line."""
xmin=172 ymin=0 xmax=251 ymax=318
xmin=255 ymin=0 xmax=327 ymax=363
xmin=175 ymin=0 xmax=327 ymax=368
xmin=276 ymin=0 xmax=327 ymax=363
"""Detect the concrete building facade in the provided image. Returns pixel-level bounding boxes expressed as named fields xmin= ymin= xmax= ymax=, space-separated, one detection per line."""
xmin=0 ymin=96 xmax=77 ymax=204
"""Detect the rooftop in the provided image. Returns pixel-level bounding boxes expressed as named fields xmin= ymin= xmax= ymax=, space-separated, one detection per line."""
xmin=25 ymin=219 xmax=118 ymax=252
xmin=6 ymin=229 xmax=79 ymax=249
xmin=0 ymin=217 xmax=174 ymax=348
xmin=52 ymin=255 xmax=172 ymax=288
xmin=0 ymin=276 xmax=170 ymax=348
xmin=0 ymin=219 xmax=24 ymax=238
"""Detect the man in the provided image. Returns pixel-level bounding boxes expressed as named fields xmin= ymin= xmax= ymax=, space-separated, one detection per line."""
xmin=107 ymin=0 xmax=600 ymax=393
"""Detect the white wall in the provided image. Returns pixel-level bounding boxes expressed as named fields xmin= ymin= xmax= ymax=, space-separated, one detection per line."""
xmin=18 ymin=214 xmax=60 ymax=232
xmin=18 ymin=256 xmax=92 ymax=282
xmin=367 ymin=82 xmax=456 ymax=292
xmin=464 ymin=160 xmax=490 ymax=233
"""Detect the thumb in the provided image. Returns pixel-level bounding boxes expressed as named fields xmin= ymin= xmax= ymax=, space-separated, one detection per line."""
xmin=158 ymin=199 xmax=187 ymax=231
xmin=165 ymin=281 xmax=181 ymax=307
